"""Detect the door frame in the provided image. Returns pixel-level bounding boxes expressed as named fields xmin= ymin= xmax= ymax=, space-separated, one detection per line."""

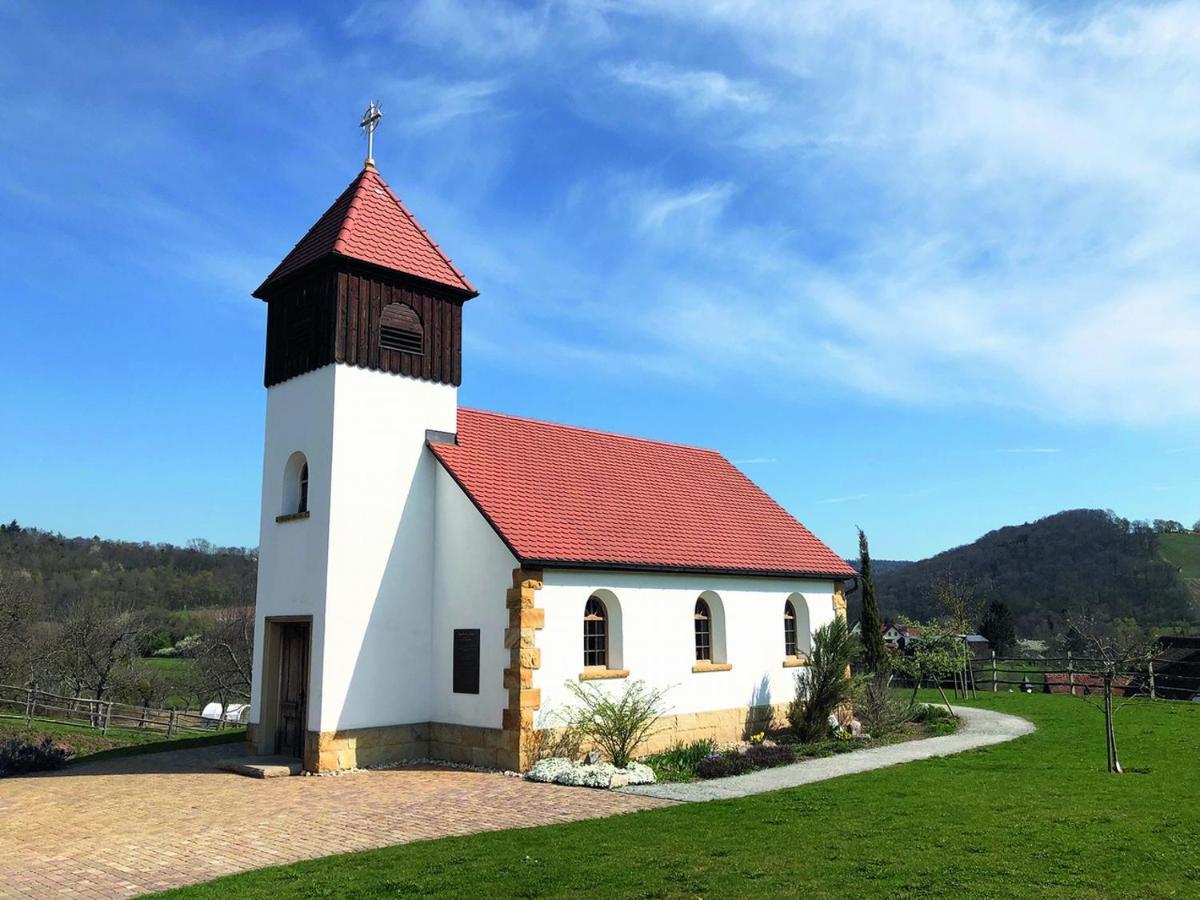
xmin=257 ymin=616 xmax=312 ymax=760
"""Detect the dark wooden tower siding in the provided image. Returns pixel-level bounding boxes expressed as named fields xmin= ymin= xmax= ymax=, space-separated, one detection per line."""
xmin=262 ymin=265 xmax=463 ymax=388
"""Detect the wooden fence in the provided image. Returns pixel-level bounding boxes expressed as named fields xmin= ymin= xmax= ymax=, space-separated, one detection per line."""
xmin=0 ymin=684 xmax=239 ymax=737
xmin=967 ymin=653 xmax=1200 ymax=701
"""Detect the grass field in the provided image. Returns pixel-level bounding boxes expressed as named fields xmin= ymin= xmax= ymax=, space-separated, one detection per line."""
xmin=1159 ymin=531 xmax=1200 ymax=579
xmin=0 ymin=717 xmax=242 ymax=764
xmin=142 ymin=656 xmax=201 ymax=708
xmin=158 ymin=692 xmax=1200 ymax=899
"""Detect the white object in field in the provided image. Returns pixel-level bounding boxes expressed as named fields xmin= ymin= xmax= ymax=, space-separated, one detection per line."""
xmin=202 ymin=702 xmax=250 ymax=723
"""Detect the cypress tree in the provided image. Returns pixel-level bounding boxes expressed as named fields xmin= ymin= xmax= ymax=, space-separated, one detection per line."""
xmin=858 ymin=528 xmax=888 ymax=672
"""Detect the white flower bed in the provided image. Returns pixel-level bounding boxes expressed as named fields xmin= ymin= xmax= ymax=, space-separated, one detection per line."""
xmin=526 ymin=757 xmax=656 ymax=789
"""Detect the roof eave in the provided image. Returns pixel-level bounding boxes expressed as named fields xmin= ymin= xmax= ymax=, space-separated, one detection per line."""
xmin=252 ymin=252 xmax=480 ymax=301
xmin=522 ymin=557 xmax=858 ymax=582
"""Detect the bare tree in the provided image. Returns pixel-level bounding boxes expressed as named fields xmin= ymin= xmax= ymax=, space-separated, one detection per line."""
xmin=194 ymin=606 xmax=254 ymax=716
xmin=1068 ymin=616 xmax=1157 ymax=774
xmin=49 ymin=601 xmax=143 ymax=704
xmin=0 ymin=573 xmax=38 ymax=684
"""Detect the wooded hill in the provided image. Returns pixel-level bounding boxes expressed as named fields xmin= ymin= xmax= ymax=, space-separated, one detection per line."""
xmin=870 ymin=509 xmax=1199 ymax=640
xmin=0 ymin=521 xmax=256 ymax=617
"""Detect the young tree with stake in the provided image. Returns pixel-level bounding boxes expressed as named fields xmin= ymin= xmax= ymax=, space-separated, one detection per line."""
xmin=1068 ymin=617 xmax=1157 ymax=774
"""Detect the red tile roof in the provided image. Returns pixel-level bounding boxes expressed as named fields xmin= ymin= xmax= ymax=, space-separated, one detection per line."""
xmin=430 ymin=409 xmax=856 ymax=578
xmin=254 ymin=165 xmax=476 ymax=297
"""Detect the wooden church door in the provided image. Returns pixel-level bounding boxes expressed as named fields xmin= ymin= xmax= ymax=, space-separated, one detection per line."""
xmin=275 ymin=622 xmax=310 ymax=758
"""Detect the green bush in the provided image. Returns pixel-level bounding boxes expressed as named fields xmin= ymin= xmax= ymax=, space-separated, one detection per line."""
xmin=857 ymin=672 xmax=914 ymax=737
xmin=928 ymin=718 xmax=959 ymax=736
xmin=560 ymin=679 xmax=669 ymax=768
xmin=911 ymin=703 xmax=955 ymax=723
xmin=642 ymin=738 xmax=716 ymax=782
xmin=788 ymin=617 xmax=855 ymax=743
xmin=0 ymin=737 xmax=71 ymax=777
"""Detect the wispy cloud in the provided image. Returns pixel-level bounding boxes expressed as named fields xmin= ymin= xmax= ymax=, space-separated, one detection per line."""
xmin=538 ymin=0 xmax=1200 ymax=426
xmin=637 ymin=182 xmax=736 ymax=232
xmin=608 ymin=61 xmax=767 ymax=114
xmin=817 ymin=493 xmax=869 ymax=505
xmin=347 ymin=0 xmax=550 ymax=60
xmin=732 ymin=456 xmax=777 ymax=465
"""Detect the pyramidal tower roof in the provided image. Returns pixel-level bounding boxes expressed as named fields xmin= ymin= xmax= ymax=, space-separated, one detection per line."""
xmin=254 ymin=164 xmax=476 ymax=299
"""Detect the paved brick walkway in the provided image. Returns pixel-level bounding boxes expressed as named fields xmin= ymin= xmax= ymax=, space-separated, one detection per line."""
xmin=0 ymin=745 xmax=670 ymax=898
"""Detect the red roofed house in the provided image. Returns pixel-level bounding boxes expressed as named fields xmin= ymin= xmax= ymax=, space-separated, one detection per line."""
xmin=247 ymin=152 xmax=856 ymax=774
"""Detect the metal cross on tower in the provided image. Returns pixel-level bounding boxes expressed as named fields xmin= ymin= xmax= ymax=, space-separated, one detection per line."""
xmin=360 ymin=102 xmax=383 ymax=166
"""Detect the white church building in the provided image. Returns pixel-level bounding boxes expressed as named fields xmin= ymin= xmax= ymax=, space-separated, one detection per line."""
xmin=247 ymin=147 xmax=856 ymax=773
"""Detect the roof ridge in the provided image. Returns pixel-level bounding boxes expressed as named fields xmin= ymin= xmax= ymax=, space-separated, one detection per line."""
xmin=369 ymin=169 xmax=475 ymax=294
xmin=332 ymin=169 xmax=370 ymax=255
xmin=460 ymin=407 xmax=723 ymax=456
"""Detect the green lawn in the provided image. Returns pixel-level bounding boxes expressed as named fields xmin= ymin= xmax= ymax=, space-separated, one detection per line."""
xmin=0 ymin=717 xmax=242 ymax=764
xmin=1159 ymin=531 xmax=1200 ymax=579
xmin=142 ymin=656 xmax=202 ymax=708
xmin=157 ymin=693 xmax=1200 ymax=899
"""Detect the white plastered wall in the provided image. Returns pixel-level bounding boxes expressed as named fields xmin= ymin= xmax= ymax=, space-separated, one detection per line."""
xmin=249 ymin=366 xmax=336 ymax=727
xmin=318 ymin=364 xmax=457 ymax=731
xmin=430 ymin=464 xmax=518 ymax=728
xmin=534 ymin=570 xmax=838 ymax=727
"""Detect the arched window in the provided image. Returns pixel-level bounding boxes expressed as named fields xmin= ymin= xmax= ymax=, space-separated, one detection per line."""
xmin=784 ymin=600 xmax=798 ymax=658
xmin=583 ymin=595 xmax=608 ymax=668
xmin=786 ymin=593 xmax=812 ymax=656
xmin=281 ymin=451 xmax=310 ymax=518
xmin=694 ymin=598 xmax=712 ymax=662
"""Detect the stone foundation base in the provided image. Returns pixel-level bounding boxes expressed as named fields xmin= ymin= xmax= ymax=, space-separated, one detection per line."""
xmin=241 ymin=721 xmax=519 ymax=774
xmin=533 ymin=702 xmax=794 ymax=760
xmin=251 ymin=702 xmax=794 ymax=774
xmin=637 ymin=703 xmax=792 ymax=755
xmin=429 ymin=722 xmax=520 ymax=770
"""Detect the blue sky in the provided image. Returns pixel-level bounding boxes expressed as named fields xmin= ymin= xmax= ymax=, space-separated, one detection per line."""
xmin=1 ymin=0 xmax=1198 ymax=560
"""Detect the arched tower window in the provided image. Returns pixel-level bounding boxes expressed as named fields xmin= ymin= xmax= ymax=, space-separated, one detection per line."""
xmin=784 ymin=599 xmax=798 ymax=658
xmin=281 ymin=451 xmax=310 ymax=517
xmin=583 ymin=595 xmax=608 ymax=668
xmin=694 ymin=598 xmax=712 ymax=662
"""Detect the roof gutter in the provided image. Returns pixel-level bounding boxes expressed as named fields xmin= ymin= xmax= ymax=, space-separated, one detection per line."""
xmin=525 ymin=558 xmax=859 ymax=582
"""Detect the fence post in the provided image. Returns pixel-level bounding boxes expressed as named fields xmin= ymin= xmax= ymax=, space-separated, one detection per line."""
xmin=25 ymin=687 xmax=34 ymax=726
xmin=103 ymin=701 xmax=113 ymax=735
xmin=991 ymin=651 xmax=998 ymax=692
xmin=1148 ymin=660 xmax=1157 ymax=700
xmin=1068 ymin=651 xmax=1076 ymax=696
xmin=167 ymin=709 xmax=176 ymax=738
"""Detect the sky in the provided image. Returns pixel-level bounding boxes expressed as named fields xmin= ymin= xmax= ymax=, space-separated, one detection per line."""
xmin=1 ymin=0 xmax=1198 ymax=561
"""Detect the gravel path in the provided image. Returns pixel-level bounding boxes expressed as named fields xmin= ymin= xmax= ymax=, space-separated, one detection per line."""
xmin=622 ymin=705 xmax=1034 ymax=802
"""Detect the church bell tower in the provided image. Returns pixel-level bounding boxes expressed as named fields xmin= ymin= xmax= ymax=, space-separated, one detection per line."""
xmin=247 ymin=106 xmax=478 ymax=767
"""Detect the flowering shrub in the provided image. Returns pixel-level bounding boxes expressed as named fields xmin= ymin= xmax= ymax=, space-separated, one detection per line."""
xmin=0 ymin=737 xmax=71 ymax=777
xmin=526 ymin=757 xmax=655 ymax=789
xmin=744 ymin=744 xmax=797 ymax=768
xmin=694 ymin=744 xmax=797 ymax=779
xmin=749 ymin=731 xmax=766 ymax=745
xmin=696 ymin=750 xmax=754 ymax=779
